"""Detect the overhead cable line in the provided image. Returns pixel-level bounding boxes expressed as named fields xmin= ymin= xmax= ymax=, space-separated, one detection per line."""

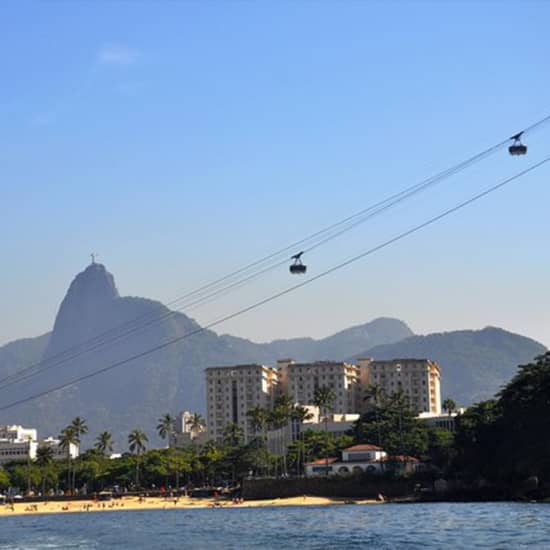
xmin=1 ymin=115 xmax=549 ymax=392
xmin=0 ymin=136 xmax=509 ymax=391
xmin=1 ymin=154 xmax=548 ymax=411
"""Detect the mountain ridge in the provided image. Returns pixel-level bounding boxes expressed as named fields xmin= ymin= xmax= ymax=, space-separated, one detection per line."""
xmin=0 ymin=263 xmax=545 ymax=447
xmin=354 ymin=326 xmax=547 ymax=405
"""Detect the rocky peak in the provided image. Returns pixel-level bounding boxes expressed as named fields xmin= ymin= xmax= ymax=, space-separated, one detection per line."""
xmin=44 ymin=263 xmax=119 ymax=358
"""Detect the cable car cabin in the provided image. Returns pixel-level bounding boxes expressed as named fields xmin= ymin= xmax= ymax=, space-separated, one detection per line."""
xmin=508 ymin=143 xmax=527 ymax=156
xmin=509 ymin=133 xmax=527 ymax=156
xmin=290 ymin=251 xmax=307 ymax=274
xmin=290 ymin=263 xmax=307 ymax=274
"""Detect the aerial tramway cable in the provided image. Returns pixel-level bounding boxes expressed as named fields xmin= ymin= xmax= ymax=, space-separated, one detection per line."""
xmin=1 ymin=154 xmax=548 ymax=411
xmin=0 ymin=117 xmax=547 ymax=393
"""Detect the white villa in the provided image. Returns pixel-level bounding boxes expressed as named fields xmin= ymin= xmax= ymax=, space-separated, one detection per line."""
xmin=304 ymin=444 xmax=421 ymax=477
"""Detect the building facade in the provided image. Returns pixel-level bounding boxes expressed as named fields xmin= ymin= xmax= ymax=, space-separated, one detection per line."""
xmin=206 ymin=364 xmax=278 ymax=442
xmin=169 ymin=410 xmax=208 ymax=448
xmin=277 ymin=360 xmax=362 ymax=414
xmin=358 ymin=358 xmax=441 ymax=414
xmin=0 ymin=426 xmax=79 ymax=464
xmin=39 ymin=436 xmax=79 ymax=460
xmin=0 ymin=425 xmax=38 ymax=464
xmin=304 ymin=444 xmax=421 ymax=477
xmin=204 ymin=357 xmax=442 ymax=442
xmin=305 ymin=444 xmax=387 ymax=477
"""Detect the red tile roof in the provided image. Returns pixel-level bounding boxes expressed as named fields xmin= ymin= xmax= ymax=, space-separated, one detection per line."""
xmin=304 ymin=457 xmax=338 ymax=466
xmin=344 ymin=444 xmax=383 ymax=452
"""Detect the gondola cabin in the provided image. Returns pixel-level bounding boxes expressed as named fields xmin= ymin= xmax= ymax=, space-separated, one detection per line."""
xmin=290 ymin=252 xmax=307 ymax=274
xmin=509 ymin=133 xmax=527 ymax=156
xmin=508 ymin=143 xmax=527 ymax=156
xmin=290 ymin=263 xmax=307 ymax=274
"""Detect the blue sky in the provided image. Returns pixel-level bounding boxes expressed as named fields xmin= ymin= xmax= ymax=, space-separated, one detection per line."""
xmin=1 ymin=1 xmax=549 ymax=347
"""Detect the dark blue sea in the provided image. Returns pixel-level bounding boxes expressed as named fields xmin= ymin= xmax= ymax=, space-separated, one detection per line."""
xmin=0 ymin=503 xmax=549 ymax=549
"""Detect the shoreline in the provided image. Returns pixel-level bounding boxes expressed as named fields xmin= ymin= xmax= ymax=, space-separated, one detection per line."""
xmin=0 ymin=495 xmax=382 ymax=518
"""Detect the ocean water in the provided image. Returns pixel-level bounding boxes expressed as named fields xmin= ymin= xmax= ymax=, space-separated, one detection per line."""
xmin=0 ymin=502 xmax=549 ymax=549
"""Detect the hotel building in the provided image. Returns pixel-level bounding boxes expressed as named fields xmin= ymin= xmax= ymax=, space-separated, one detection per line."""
xmin=206 ymin=364 xmax=278 ymax=442
xmin=357 ymin=358 xmax=441 ymax=414
xmin=277 ymin=359 xmax=363 ymax=414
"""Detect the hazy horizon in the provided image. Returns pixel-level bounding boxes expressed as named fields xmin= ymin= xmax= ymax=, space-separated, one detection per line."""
xmin=2 ymin=2 xmax=549 ymax=349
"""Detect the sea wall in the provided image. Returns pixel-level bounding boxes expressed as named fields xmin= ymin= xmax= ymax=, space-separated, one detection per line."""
xmin=242 ymin=477 xmax=416 ymax=500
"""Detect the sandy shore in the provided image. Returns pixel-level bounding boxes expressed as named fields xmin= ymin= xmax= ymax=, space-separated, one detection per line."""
xmin=0 ymin=495 xmax=381 ymax=517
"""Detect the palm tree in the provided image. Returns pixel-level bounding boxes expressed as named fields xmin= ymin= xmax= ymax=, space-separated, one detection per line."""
xmin=35 ymin=446 xmax=54 ymax=495
xmin=291 ymin=405 xmax=314 ymax=476
xmin=156 ymin=414 xmax=175 ymax=445
xmin=186 ymin=413 xmax=205 ymax=440
xmin=128 ymin=429 xmax=148 ymax=487
xmin=95 ymin=431 xmax=114 ymax=455
xmin=222 ymin=423 xmax=244 ymax=447
xmin=70 ymin=417 xmax=88 ymax=439
xmin=246 ymin=406 xmax=268 ymax=439
xmin=59 ymin=426 xmax=78 ymax=493
xmin=364 ymin=385 xmax=386 ymax=447
xmin=442 ymin=398 xmax=457 ymax=416
xmin=314 ymin=386 xmax=336 ymax=476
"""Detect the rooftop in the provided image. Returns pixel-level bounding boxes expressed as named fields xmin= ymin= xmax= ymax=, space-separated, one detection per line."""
xmin=206 ymin=364 xmax=273 ymax=372
xmin=344 ymin=444 xmax=383 ymax=452
xmin=304 ymin=457 xmax=338 ymax=466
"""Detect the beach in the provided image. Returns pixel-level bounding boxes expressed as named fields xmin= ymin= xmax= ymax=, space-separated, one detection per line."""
xmin=0 ymin=495 xmax=381 ymax=517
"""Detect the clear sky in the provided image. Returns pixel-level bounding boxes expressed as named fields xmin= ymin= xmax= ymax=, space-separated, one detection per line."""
xmin=1 ymin=1 xmax=549 ymax=348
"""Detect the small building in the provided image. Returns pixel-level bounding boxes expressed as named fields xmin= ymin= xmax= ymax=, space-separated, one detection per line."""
xmin=266 ymin=410 xmax=359 ymax=455
xmin=0 ymin=439 xmax=37 ymax=464
xmin=304 ymin=444 xmax=423 ymax=477
xmin=169 ymin=410 xmax=209 ymax=449
xmin=39 ymin=436 xmax=79 ymax=460
xmin=305 ymin=444 xmax=387 ymax=477
xmin=0 ymin=425 xmax=38 ymax=464
xmin=417 ymin=409 xmax=465 ymax=432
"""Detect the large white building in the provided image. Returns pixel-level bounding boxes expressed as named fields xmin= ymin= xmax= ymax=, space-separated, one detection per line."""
xmin=358 ymin=358 xmax=442 ymax=414
xmin=277 ymin=360 xmax=363 ymax=415
xmin=206 ymin=364 xmax=278 ymax=442
xmin=0 ymin=426 xmax=78 ymax=464
xmin=0 ymin=425 xmax=38 ymax=464
xmin=205 ymin=357 xmax=442 ymax=442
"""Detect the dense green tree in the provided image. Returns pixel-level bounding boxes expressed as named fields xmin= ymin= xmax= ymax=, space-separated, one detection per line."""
xmin=35 ymin=446 xmax=55 ymax=495
xmin=453 ymin=353 xmax=550 ymax=481
xmin=59 ymin=426 xmax=79 ymax=492
xmin=353 ymin=390 xmax=429 ymax=457
xmin=222 ymin=423 xmax=244 ymax=447
xmin=0 ymin=468 xmax=10 ymax=490
xmin=314 ymin=386 xmax=336 ymax=475
xmin=496 ymin=352 xmax=550 ymax=479
xmin=246 ymin=406 xmax=269 ymax=438
xmin=442 ymin=398 xmax=457 ymax=416
xmin=11 ymin=464 xmax=41 ymax=492
xmin=291 ymin=405 xmax=314 ymax=476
